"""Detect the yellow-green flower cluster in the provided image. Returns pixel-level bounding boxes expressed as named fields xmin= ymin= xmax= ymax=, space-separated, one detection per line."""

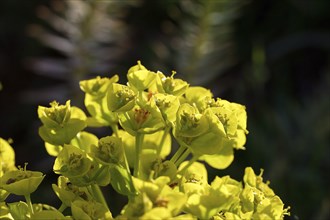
xmin=0 ymin=61 xmax=290 ymax=219
xmin=178 ymin=162 xmax=290 ymax=220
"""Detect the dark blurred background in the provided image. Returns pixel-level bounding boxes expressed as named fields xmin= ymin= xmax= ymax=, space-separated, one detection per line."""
xmin=0 ymin=0 xmax=329 ymax=219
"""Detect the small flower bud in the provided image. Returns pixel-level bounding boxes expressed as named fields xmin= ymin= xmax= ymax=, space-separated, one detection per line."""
xmin=107 ymin=83 xmax=136 ymax=112
xmin=127 ymin=61 xmax=157 ymax=91
xmin=156 ymin=71 xmax=189 ymax=96
xmin=80 ymin=75 xmax=119 ymax=98
xmin=53 ymin=145 xmax=92 ymax=178
xmin=91 ymin=136 xmax=123 ymax=165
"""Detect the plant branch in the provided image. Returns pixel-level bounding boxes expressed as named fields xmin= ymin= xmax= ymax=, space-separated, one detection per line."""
xmin=134 ymin=133 xmax=144 ymax=177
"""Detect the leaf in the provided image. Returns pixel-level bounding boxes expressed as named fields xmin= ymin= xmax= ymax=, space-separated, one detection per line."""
xmin=109 ymin=164 xmax=136 ymax=196
xmin=200 ymin=144 xmax=234 ymax=169
xmin=70 ymin=131 xmax=98 ymax=153
xmin=44 ymin=142 xmax=62 ymax=157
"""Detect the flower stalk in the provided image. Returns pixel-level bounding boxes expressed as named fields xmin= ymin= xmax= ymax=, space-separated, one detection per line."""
xmin=134 ymin=133 xmax=144 ymax=178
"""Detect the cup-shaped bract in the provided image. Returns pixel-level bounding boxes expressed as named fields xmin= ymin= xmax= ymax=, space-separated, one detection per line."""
xmin=118 ymin=102 xmax=165 ymax=136
xmin=44 ymin=142 xmax=63 ymax=157
xmin=188 ymin=130 xmax=226 ymax=156
xmin=138 ymin=150 xmax=177 ymax=181
xmin=153 ymin=93 xmax=180 ymax=126
xmin=179 ymin=162 xmax=208 ymax=197
xmin=0 ymin=166 xmax=44 ymax=196
xmin=90 ymin=136 xmax=124 ymax=165
xmin=107 ymin=83 xmax=136 ymax=112
xmin=127 ymin=61 xmax=157 ymax=92
xmin=153 ymin=160 xmax=177 ymax=181
xmin=191 ymin=100 xmax=248 ymax=167
xmin=174 ymin=103 xmax=209 ymax=138
xmin=71 ymin=200 xmax=112 ymax=220
xmin=70 ymin=131 xmax=98 ymax=154
xmin=174 ymin=104 xmax=228 ymax=155
xmin=183 ymin=176 xmax=239 ymax=220
xmin=53 ymin=145 xmax=92 ymax=178
xmin=120 ymin=192 xmax=153 ymax=218
xmin=243 ymin=167 xmax=258 ymax=188
xmin=133 ymin=176 xmax=171 ymax=203
xmin=38 ymin=100 xmax=71 ymax=129
xmin=121 ymin=176 xmax=187 ymax=219
xmin=184 ymin=86 xmax=213 ymax=112
xmin=208 ymin=107 xmax=238 ymax=136
xmin=38 ymin=101 xmax=87 ymax=145
xmin=240 ymin=167 xmax=290 ymax=219
xmin=155 ymin=184 xmax=187 ymax=217
xmin=138 ymin=149 xmax=159 ymax=180
xmin=199 ymin=141 xmax=234 ymax=169
xmin=215 ymin=99 xmax=248 ymax=149
xmin=52 ymin=176 xmax=92 ymax=207
xmin=216 ymin=99 xmax=247 ymax=131
xmin=80 ymin=75 xmax=119 ymax=127
xmin=210 ymin=176 xmax=242 ymax=201
xmin=80 ymin=75 xmax=119 ymax=98
xmin=127 ymin=60 xmax=147 ymax=74
xmin=156 ymin=71 xmax=189 ymax=96
xmin=44 ymin=131 xmax=98 ymax=157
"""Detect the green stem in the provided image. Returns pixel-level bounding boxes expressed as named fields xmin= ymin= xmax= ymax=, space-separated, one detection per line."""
xmin=58 ymin=203 xmax=67 ymax=213
xmin=123 ymin=148 xmax=132 ymax=175
xmin=24 ymin=194 xmax=34 ymax=215
xmin=138 ymin=91 xmax=144 ymax=102
xmin=111 ymin=124 xmax=119 ymax=137
xmin=170 ymin=145 xmax=187 ymax=164
xmin=157 ymin=127 xmax=170 ymax=157
xmin=174 ymin=148 xmax=191 ymax=167
xmin=91 ymin=184 xmax=109 ymax=210
xmin=91 ymin=165 xmax=107 ymax=181
xmin=134 ymin=133 xmax=144 ymax=177
xmin=111 ymin=124 xmax=131 ymax=174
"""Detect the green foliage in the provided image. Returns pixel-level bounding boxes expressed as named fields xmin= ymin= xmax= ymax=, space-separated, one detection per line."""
xmin=0 ymin=62 xmax=290 ymax=219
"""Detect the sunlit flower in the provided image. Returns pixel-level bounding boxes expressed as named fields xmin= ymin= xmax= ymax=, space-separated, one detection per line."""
xmin=0 ymin=164 xmax=44 ymax=196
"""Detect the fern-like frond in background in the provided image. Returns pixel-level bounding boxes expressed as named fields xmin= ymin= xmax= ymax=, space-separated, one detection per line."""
xmin=25 ymin=0 xmax=138 ymax=103
xmin=176 ymin=0 xmax=245 ymax=86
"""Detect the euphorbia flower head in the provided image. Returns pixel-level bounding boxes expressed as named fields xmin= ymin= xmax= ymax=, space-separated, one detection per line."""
xmin=0 ymin=164 xmax=44 ymax=196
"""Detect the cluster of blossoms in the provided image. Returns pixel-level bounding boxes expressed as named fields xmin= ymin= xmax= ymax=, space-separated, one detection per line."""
xmin=0 ymin=62 xmax=290 ymax=219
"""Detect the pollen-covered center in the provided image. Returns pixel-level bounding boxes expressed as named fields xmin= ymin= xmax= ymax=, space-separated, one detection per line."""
xmin=154 ymin=197 xmax=169 ymax=208
xmin=134 ymin=108 xmax=150 ymax=125
xmin=163 ymin=77 xmax=175 ymax=93
xmin=5 ymin=164 xmax=32 ymax=184
xmin=68 ymin=153 xmax=83 ymax=170
xmin=180 ymin=111 xmax=201 ymax=130
xmin=116 ymin=87 xmax=135 ymax=104
xmin=45 ymin=101 xmax=70 ymax=125
xmin=98 ymin=141 xmax=116 ymax=163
